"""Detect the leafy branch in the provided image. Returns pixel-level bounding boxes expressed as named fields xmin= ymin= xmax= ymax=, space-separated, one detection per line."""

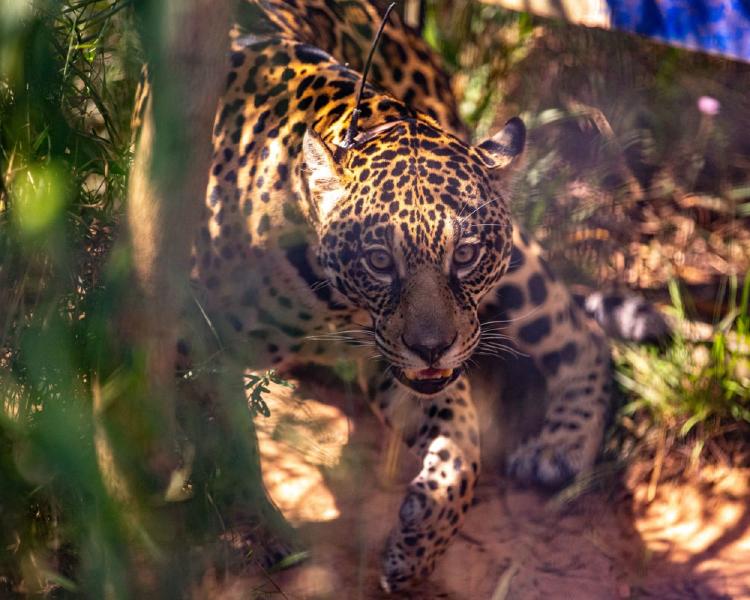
xmin=243 ymin=370 xmax=293 ymax=418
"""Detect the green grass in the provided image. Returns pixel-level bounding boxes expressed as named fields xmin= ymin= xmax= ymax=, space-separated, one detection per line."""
xmin=615 ymin=277 xmax=750 ymax=437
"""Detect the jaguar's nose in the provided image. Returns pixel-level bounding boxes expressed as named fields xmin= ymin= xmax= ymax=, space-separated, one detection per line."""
xmin=402 ymin=332 xmax=457 ymax=366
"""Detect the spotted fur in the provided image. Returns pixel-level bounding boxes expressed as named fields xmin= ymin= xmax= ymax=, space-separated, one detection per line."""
xmin=168 ymin=0 xmax=630 ymax=591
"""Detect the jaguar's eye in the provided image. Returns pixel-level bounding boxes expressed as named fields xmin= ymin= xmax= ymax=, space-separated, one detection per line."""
xmin=453 ymin=243 xmax=480 ymax=268
xmin=365 ymin=248 xmax=394 ymax=273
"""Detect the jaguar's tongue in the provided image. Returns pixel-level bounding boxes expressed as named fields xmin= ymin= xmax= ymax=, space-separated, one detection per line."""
xmin=403 ymin=368 xmax=454 ymax=381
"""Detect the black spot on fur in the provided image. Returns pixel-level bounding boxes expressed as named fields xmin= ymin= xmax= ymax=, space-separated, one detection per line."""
xmin=257 ymin=214 xmax=270 ymax=235
xmin=411 ymin=70 xmax=429 ymax=95
xmin=294 ymin=44 xmax=330 ymax=64
xmin=541 ymin=351 xmax=561 ymax=375
xmin=270 ymin=51 xmax=290 ymax=66
xmin=507 ymin=245 xmax=525 ymax=273
xmin=496 ymin=284 xmax=524 ymax=311
xmin=437 ymin=408 xmax=454 ymax=421
xmin=296 ymin=74 xmax=315 ymax=98
xmin=274 ymin=98 xmax=289 ymax=117
xmin=518 ymin=316 xmax=551 ymax=344
xmin=314 ymin=93 xmax=329 ymax=111
xmin=560 ymin=341 xmax=578 ymax=364
xmin=528 ymin=272 xmax=548 ymax=305
xmin=603 ymin=294 xmax=624 ymax=311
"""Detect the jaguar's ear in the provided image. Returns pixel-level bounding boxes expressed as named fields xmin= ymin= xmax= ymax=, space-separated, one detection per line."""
xmin=478 ymin=117 xmax=526 ymax=171
xmin=302 ymin=128 xmax=346 ymax=223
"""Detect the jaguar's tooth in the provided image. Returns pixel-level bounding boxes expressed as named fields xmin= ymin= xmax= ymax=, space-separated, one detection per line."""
xmin=403 ymin=368 xmax=455 ymax=381
xmin=404 ymin=368 xmax=419 ymax=380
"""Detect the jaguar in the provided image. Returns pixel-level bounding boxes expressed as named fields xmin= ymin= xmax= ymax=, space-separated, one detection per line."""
xmin=142 ymin=0 xmax=664 ymax=591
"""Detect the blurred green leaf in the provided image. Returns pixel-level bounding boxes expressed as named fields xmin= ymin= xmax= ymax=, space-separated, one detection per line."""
xmin=11 ymin=162 xmax=69 ymax=235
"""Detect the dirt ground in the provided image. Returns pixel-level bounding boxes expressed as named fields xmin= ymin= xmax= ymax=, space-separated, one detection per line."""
xmin=195 ymin=378 xmax=750 ymax=600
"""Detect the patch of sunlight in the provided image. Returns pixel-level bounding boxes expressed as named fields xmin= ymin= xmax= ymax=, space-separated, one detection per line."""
xmin=252 ymin=376 xmax=350 ymax=524
xmin=633 ymin=466 xmax=750 ymax=563
xmin=281 ymin=563 xmax=339 ymax=597
xmin=1 ymin=376 xmax=23 ymax=420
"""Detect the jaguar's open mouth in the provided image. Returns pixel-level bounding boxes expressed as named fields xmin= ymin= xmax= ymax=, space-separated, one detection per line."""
xmin=395 ymin=367 xmax=462 ymax=395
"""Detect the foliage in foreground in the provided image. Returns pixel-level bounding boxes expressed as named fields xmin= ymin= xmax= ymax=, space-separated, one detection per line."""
xmin=1 ymin=3 xmax=135 ymax=595
xmin=0 ymin=2 xmax=274 ymax=597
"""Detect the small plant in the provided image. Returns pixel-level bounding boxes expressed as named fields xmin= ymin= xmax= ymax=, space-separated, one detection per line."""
xmin=614 ymin=276 xmax=750 ymax=439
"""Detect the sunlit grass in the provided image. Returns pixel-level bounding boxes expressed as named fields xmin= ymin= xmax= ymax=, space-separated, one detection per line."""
xmin=615 ymin=277 xmax=750 ymax=437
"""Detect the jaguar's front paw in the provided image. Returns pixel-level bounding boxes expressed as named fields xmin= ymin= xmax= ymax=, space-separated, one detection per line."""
xmin=380 ymin=528 xmax=432 ymax=593
xmin=507 ymin=437 xmax=588 ymax=488
xmin=379 ymin=489 xmax=441 ymax=593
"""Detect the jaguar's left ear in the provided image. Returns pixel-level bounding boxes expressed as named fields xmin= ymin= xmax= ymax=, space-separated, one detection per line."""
xmin=478 ymin=117 xmax=526 ymax=171
xmin=302 ymin=128 xmax=347 ymax=225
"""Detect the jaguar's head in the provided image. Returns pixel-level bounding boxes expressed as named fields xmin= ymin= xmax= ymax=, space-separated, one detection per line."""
xmin=303 ymin=116 xmax=525 ymax=394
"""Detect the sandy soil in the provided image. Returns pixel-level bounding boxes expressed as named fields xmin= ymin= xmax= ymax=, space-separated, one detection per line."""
xmin=199 ymin=380 xmax=750 ymax=600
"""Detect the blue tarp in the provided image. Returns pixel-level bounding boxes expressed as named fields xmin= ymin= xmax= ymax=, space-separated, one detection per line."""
xmin=606 ymin=0 xmax=750 ymax=61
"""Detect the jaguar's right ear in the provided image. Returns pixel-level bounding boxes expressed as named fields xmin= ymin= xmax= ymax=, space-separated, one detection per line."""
xmin=302 ymin=128 xmax=347 ymax=224
xmin=478 ymin=117 xmax=526 ymax=171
